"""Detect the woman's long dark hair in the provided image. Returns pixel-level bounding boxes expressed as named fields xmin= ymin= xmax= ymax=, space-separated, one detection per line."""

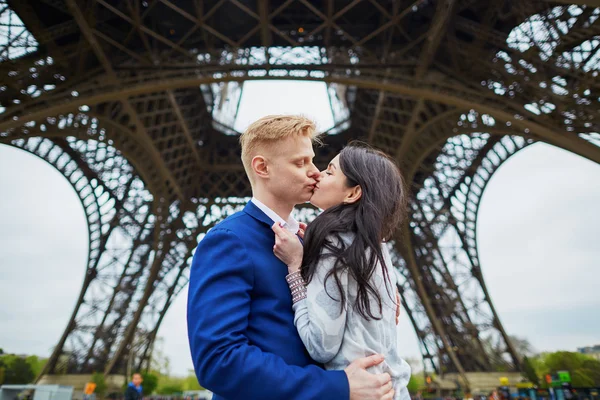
xmin=301 ymin=142 xmax=408 ymax=320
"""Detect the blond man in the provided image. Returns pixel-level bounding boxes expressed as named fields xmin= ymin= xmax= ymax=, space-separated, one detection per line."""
xmin=187 ymin=115 xmax=394 ymax=400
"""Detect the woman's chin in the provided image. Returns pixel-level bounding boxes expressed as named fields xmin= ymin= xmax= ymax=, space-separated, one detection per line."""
xmin=309 ymin=199 xmax=329 ymax=211
xmin=308 ymin=195 xmax=321 ymax=209
xmin=310 ymin=193 xmax=334 ymax=210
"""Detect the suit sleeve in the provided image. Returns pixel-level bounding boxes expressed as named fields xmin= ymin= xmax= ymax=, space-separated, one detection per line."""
xmin=187 ymin=228 xmax=349 ymax=400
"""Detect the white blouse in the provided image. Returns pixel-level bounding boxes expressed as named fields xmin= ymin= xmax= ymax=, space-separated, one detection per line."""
xmin=292 ymin=233 xmax=411 ymax=400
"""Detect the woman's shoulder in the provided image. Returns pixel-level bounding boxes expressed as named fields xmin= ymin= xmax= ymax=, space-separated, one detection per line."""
xmin=324 ymin=233 xmax=394 ymax=256
xmin=321 ymin=232 xmax=355 ymax=253
xmin=321 ymin=231 xmax=352 ymax=244
xmin=337 ymin=231 xmax=355 ymax=244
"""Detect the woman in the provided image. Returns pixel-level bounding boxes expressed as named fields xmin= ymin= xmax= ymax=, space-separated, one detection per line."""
xmin=272 ymin=143 xmax=411 ymax=400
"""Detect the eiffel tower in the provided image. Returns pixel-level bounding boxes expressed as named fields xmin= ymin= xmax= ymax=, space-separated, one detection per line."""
xmin=1 ymin=0 xmax=598 ymax=391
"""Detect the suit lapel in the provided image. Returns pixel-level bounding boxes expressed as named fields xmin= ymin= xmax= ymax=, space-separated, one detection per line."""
xmin=244 ymin=201 xmax=276 ymax=228
xmin=244 ymin=201 xmax=302 ymax=244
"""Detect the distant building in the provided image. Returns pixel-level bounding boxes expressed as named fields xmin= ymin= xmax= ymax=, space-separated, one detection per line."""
xmin=577 ymin=345 xmax=600 ymax=360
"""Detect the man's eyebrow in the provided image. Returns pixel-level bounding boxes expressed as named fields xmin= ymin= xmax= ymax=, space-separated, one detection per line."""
xmin=328 ymin=163 xmax=336 ymax=169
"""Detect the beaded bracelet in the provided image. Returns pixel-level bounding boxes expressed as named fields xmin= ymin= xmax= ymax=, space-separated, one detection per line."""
xmin=286 ymin=271 xmax=307 ymax=304
xmin=285 ymin=270 xmax=303 ymax=283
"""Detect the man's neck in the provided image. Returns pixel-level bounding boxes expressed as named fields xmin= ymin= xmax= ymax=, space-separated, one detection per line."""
xmin=252 ymin=190 xmax=294 ymax=221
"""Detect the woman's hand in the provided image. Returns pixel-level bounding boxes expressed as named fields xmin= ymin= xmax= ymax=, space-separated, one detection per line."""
xmin=297 ymin=222 xmax=307 ymax=239
xmin=272 ymin=222 xmax=304 ymax=273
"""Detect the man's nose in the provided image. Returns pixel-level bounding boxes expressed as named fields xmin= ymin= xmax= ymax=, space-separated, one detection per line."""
xmin=308 ymin=164 xmax=320 ymax=181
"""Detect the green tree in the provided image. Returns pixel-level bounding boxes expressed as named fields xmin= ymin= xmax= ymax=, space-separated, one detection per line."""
xmin=91 ymin=372 xmax=107 ymax=399
xmin=0 ymin=358 xmax=5 ymax=385
xmin=0 ymin=354 xmax=17 ymax=367
xmin=571 ymin=370 xmax=595 ymax=387
xmin=522 ymin=356 xmax=540 ymax=386
xmin=545 ymin=352 xmax=586 ymax=373
xmin=141 ymin=372 xmax=159 ymax=395
xmin=582 ymin=359 xmax=600 ymax=384
xmin=156 ymin=375 xmax=184 ymax=394
xmin=183 ymin=372 xmax=203 ymax=391
xmin=532 ymin=351 xmax=600 ymax=387
xmin=0 ymin=353 xmax=48 ymax=384
xmin=157 ymin=382 xmax=183 ymax=395
xmin=407 ymin=374 xmax=422 ymax=394
xmin=25 ymin=355 xmax=48 ymax=378
xmin=3 ymin=357 xmax=35 ymax=384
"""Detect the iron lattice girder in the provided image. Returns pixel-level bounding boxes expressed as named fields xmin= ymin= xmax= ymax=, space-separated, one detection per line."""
xmin=1 ymin=0 xmax=600 ymax=381
xmin=395 ymin=133 xmax=532 ymax=375
xmin=1 ymin=64 xmax=598 ymax=170
xmin=9 ymin=136 xmax=157 ymax=374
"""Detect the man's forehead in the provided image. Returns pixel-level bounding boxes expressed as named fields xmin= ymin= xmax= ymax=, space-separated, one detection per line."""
xmin=292 ymin=146 xmax=315 ymax=158
xmin=278 ymin=135 xmax=315 ymax=157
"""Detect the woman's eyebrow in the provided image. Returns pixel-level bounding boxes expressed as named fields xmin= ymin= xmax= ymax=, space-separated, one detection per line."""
xmin=328 ymin=163 xmax=336 ymax=170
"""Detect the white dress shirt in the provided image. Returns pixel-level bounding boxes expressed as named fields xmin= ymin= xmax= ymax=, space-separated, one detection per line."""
xmin=251 ymin=197 xmax=300 ymax=234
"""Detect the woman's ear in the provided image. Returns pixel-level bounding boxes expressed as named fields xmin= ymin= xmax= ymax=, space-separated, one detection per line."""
xmin=344 ymin=185 xmax=362 ymax=204
xmin=251 ymin=155 xmax=269 ymax=179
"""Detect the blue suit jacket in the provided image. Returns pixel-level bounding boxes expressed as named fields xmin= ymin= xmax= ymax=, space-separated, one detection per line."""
xmin=187 ymin=201 xmax=349 ymax=400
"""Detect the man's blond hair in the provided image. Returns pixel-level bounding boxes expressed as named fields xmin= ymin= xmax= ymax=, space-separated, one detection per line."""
xmin=240 ymin=115 xmax=319 ymax=184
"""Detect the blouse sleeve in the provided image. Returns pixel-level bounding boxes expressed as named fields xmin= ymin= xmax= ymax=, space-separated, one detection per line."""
xmin=291 ymin=252 xmax=349 ymax=364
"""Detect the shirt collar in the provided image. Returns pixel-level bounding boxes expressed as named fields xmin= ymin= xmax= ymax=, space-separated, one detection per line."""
xmin=251 ymin=197 xmax=300 ymax=234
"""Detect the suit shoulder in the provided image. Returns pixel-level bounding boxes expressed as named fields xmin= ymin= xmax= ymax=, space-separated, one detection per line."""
xmin=206 ymin=209 xmax=256 ymax=236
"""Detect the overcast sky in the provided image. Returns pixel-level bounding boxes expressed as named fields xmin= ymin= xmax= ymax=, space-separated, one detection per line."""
xmin=1 ymin=81 xmax=599 ymax=376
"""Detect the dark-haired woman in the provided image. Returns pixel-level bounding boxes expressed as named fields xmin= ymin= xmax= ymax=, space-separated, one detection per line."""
xmin=272 ymin=143 xmax=412 ymax=400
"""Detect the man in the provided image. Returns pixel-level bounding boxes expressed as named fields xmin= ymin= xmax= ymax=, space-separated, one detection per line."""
xmin=187 ymin=115 xmax=395 ymax=400
xmin=124 ymin=373 xmax=143 ymax=400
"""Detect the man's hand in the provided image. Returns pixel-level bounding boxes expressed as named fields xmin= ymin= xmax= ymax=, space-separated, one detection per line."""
xmin=345 ymin=354 xmax=395 ymax=400
xmin=396 ymin=289 xmax=401 ymax=325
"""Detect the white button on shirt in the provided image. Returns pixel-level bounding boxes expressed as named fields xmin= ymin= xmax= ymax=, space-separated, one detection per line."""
xmin=251 ymin=197 xmax=300 ymax=234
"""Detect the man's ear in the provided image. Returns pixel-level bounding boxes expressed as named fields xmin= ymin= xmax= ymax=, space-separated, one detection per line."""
xmin=344 ymin=185 xmax=362 ymax=204
xmin=251 ymin=155 xmax=269 ymax=179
